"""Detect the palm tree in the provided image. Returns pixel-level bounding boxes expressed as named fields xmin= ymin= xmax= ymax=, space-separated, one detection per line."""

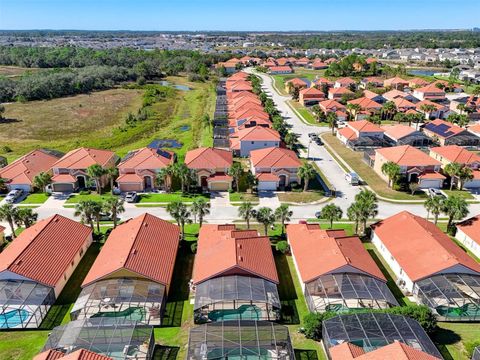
xmin=166 ymin=201 xmax=191 ymax=240
xmin=424 ymin=196 xmax=444 ymax=224
xmin=255 ymin=207 xmax=276 ymax=236
xmin=444 ymin=162 xmax=463 ymax=190
xmin=381 ymin=101 xmax=397 ymax=120
xmin=381 ymin=161 xmax=401 ymax=188
xmin=284 ymin=132 xmax=299 ymax=150
xmin=419 ymin=104 xmax=437 ymax=120
xmin=14 ymin=208 xmax=38 ymax=228
xmin=86 ymin=164 xmax=105 ymax=195
xmin=174 ymin=163 xmax=191 ymax=194
xmin=0 ymin=204 xmax=18 ymax=238
xmin=228 ymin=162 xmax=244 ymax=193
xmin=442 ymin=195 xmax=469 ymax=231
xmin=275 ymin=204 xmax=292 ymax=235
xmin=346 ymin=103 xmax=362 ymax=121
xmin=319 ymin=204 xmax=343 ymax=229
xmin=354 ymin=189 xmax=378 ymax=234
xmin=103 ymin=196 xmax=125 ymax=228
xmin=74 ymin=200 xmax=96 ymax=230
xmin=298 ymin=161 xmax=316 ymax=191
xmin=245 ymin=171 xmax=257 ymax=193
xmin=326 ymin=112 xmax=338 ymax=135
xmin=90 ymin=200 xmax=103 ymax=233
xmin=157 ymin=164 xmax=175 ymax=192
xmin=393 ymin=112 xmax=407 ymax=124
xmin=191 ymin=198 xmax=210 ymax=227
xmin=347 ymin=202 xmax=362 ymax=234
xmin=33 ymin=172 xmax=52 ymax=194
xmin=457 ymin=167 xmax=474 ymax=190
xmin=238 ymin=201 xmax=255 ymax=229
xmin=456 ymin=103 xmax=466 ymax=115
xmin=105 ymin=167 xmax=119 ymax=194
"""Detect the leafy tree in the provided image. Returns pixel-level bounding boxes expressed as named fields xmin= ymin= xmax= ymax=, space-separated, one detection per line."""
xmin=86 ymin=164 xmax=105 ymax=195
xmin=0 ymin=204 xmax=18 ymax=237
xmin=311 ymin=105 xmax=326 ymax=123
xmin=381 ymin=161 xmax=401 ymax=188
xmin=298 ymin=162 xmax=316 ymax=191
xmin=238 ymin=201 xmax=255 ymax=229
xmin=275 ymin=240 xmax=290 ymax=254
xmin=74 ymin=200 xmax=96 ymax=230
xmin=105 ymin=167 xmax=119 ymax=194
xmin=275 ymin=204 xmax=292 ymax=235
xmin=424 ymin=195 xmax=444 ymax=224
xmin=191 ymin=198 xmax=210 ymax=227
xmin=14 ymin=207 xmax=38 ymax=228
xmin=346 ymin=103 xmax=362 ymax=121
xmin=284 ymin=132 xmax=299 ymax=150
xmin=33 ymin=172 xmax=52 ymax=194
xmin=255 ymin=207 xmax=276 ymax=236
xmin=228 ymin=162 xmax=244 ymax=193
xmin=442 ymin=194 xmax=469 ymax=231
xmin=166 ymin=201 xmax=191 ymax=240
xmin=409 ymin=182 xmax=420 ymax=195
xmin=103 ymin=196 xmax=125 ymax=228
xmin=444 ymin=162 xmax=463 ymax=190
xmin=245 ymin=171 xmax=257 ymax=193
xmin=319 ymin=204 xmax=343 ymax=229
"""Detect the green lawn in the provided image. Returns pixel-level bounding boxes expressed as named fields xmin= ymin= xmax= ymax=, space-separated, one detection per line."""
xmin=443 ymin=190 xmax=475 ymax=200
xmin=65 ymin=193 xmax=116 ymax=204
xmin=322 ymin=134 xmax=428 ymax=201
xmin=0 ymin=331 xmax=50 ymax=360
xmin=433 ymin=322 xmax=480 ymax=360
xmin=229 ymin=192 xmax=259 ymax=203
xmin=20 ymin=193 xmax=49 ymax=204
xmin=271 ymin=69 xmax=327 ymax=95
xmin=277 ymin=190 xmax=324 ymax=204
xmin=139 ymin=192 xmax=209 ymax=203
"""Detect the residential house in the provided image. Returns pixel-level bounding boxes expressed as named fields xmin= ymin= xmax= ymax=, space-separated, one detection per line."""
xmin=413 ymin=84 xmax=446 ymax=101
xmin=0 ymin=215 xmax=92 ymax=328
xmin=334 ymin=77 xmax=356 ymax=89
xmin=423 ymin=119 xmax=480 ymax=146
xmin=185 ymin=147 xmax=233 ymax=191
xmin=371 ymin=211 xmax=480 ymax=321
xmin=319 ymin=99 xmax=347 ymax=121
xmin=409 ymin=77 xmax=431 ymax=88
xmin=0 ymin=149 xmax=61 ymax=192
xmin=116 ymin=147 xmax=175 ymax=192
xmin=284 ymin=77 xmax=308 ymax=92
xmin=374 ymin=145 xmax=444 ymax=188
xmin=229 ymin=126 xmax=281 ymax=157
xmin=347 ymin=97 xmax=382 ymax=120
xmin=393 ymin=97 xmax=417 ymax=112
xmin=382 ymin=89 xmax=417 ymax=103
xmin=299 ymin=87 xmax=325 ymax=106
xmin=416 ymin=99 xmax=451 ymax=119
xmin=312 ymin=77 xmax=334 ymax=90
xmin=360 ymin=76 xmax=384 ymax=89
xmin=269 ymin=66 xmax=293 ymax=74
xmin=363 ymin=89 xmax=385 ymax=104
xmin=51 ymin=148 xmax=118 ymax=192
xmin=250 ymin=147 xmax=301 ymax=190
xmin=328 ymin=87 xmax=353 ymax=100
xmin=311 ymin=59 xmax=328 ymax=70
xmin=337 ymin=120 xmax=385 ymax=150
xmin=294 ymin=57 xmax=310 ymax=67
xmin=382 ymin=125 xmax=431 ymax=147
xmin=384 ymin=77 xmax=409 ymax=90
xmin=456 ymin=214 xmax=480 ymax=259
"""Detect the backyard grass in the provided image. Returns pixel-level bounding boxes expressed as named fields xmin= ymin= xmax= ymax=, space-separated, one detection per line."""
xmin=287 ymin=100 xmax=319 ymax=126
xmin=443 ymin=190 xmax=475 ymax=200
xmin=139 ymin=192 xmax=209 ymax=203
xmin=322 ymin=134 xmax=428 ymax=201
xmin=65 ymin=193 xmax=116 ymax=204
xmin=271 ymin=69 xmax=326 ymax=95
xmin=19 ymin=193 xmax=49 ymax=204
xmin=433 ymin=322 xmax=480 ymax=360
xmin=229 ymin=192 xmax=259 ymax=203
xmin=0 ymin=330 xmax=50 ymax=360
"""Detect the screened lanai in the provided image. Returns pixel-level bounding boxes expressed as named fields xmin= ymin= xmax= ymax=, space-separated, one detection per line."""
xmin=305 ymin=273 xmax=398 ymax=314
xmin=194 ymin=275 xmax=281 ymax=323
xmin=70 ymin=278 xmax=165 ymax=325
xmin=42 ymin=318 xmax=155 ymax=360
xmin=473 ymin=346 xmax=480 ymax=360
xmin=322 ymin=313 xmax=442 ymax=359
xmin=187 ymin=320 xmax=294 ymax=360
xmin=414 ymin=273 xmax=480 ymax=321
xmin=0 ymin=280 xmax=55 ymax=329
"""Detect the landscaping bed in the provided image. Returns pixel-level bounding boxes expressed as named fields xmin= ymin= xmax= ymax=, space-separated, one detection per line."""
xmin=20 ymin=193 xmax=49 ymax=204
xmin=139 ymin=192 xmax=209 ymax=203
xmin=229 ymin=192 xmax=259 ymax=204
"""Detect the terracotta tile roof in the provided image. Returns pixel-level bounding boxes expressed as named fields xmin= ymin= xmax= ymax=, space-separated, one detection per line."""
xmin=416 ymin=99 xmax=445 ymax=111
xmin=285 ymin=78 xmax=308 ymax=87
xmin=372 ymin=211 xmax=480 ymax=282
xmin=329 ymin=87 xmax=353 ymax=95
xmin=51 ymin=174 xmax=76 ymax=183
xmin=250 ymin=147 xmax=301 ymax=168
xmin=393 ymin=97 xmax=416 ymax=109
xmin=256 ymin=173 xmax=280 ymax=181
xmin=363 ymin=76 xmax=384 ymax=84
xmin=430 ymin=145 xmax=480 ymax=165
xmin=206 ymin=174 xmax=232 ymax=183
xmin=424 ymin=119 xmax=466 ymax=139
xmin=82 ymin=214 xmax=180 ymax=287
xmin=409 ymin=77 xmax=431 ymax=87
xmin=228 ymin=72 xmax=249 ymax=81
xmin=457 ymin=215 xmax=480 ymax=246
xmin=313 ymin=77 xmax=334 ymax=86
xmin=287 ymin=223 xmax=385 ymax=283
xmin=319 ymin=99 xmax=346 ymax=111
xmin=300 ymin=87 xmax=325 ymax=96
xmin=330 ymin=343 xmax=365 ymax=359
xmin=33 ymin=349 xmax=66 ymax=360
xmin=468 ymin=123 xmax=480 ymax=134
xmin=348 ymin=97 xmax=382 ymax=110
xmin=348 ymin=120 xmax=384 ymax=133
xmin=118 ymin=148 xmax=174 ymax=170
xmin=185 ymin=147 xmax=233 ymax=170
xmin=330 ymin=341 xmax=441 ymax=360
xmin=384 ymin=76 xmax=409 ymax=87
xmin=34 ymin=349 xmax=112 ymax=360
xmin=382 ymin=125 xmax=417 ymax=140
xmin=311 ymin=59 xmax=328 ymax=68
xmin=0 ymin=149 xmax=60 ymax=186
xmin=335 ymin=77 xmax=356 ymax=85
xmin=193 ymin=224 xmax=278 ymax=284
xmin=418 ymin=172 xmax=446 ymax=179
xmin=383 ymin=89 xmax=409 ymax=100
xmin=115 ymin=173 xmax=143 ymax=183
xmin=363 ymin=90 xmax=382 ymax=99
xmin=269 ymin=66 xmax=292 ymax=72
xmin=376 ymin=145 xmax=441 ymax=167
xmin=338 ymin=127 xmax=357 ymax=140
xmin=233 ymin=108 xmax=270 ymax=121
xmin=235 ymin=126 xmax=280 ymax=141
xmin=0 ymin=215 xmax=92 ymax=287
xmin=227 ymin=81 xmax=253 ymax=92
xmin=415 ymin=83 xmax=446 ymax=94
xmin=53 ymin=148 xmax=117 ymax=170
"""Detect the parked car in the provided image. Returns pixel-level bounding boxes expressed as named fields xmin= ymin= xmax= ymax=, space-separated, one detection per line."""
xmin=308 ymin=133 xmax=318 ymax=139
xmin=315 ymin=211 xmax=322 ymax=219
xmin=315 ymin=138 xmax=323 ymax=145
xmin=428 ymin=188 xmax=445 ymax=198
xmin=345 ymin=172 xmax=360 ymax=185
xmin=125 ymin=192 xmax=138 ymax=203
xmin=5 ymin=189 xmax=23 ymax=203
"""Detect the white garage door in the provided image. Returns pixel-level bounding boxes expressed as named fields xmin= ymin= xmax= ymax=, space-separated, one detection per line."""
xmin=8 ymin=184 xmax=31 ymax=192
xmin=419 ymin=179 xmax=442 ymax=189
xmin=257 ymin=181 xmax=278 ymax=191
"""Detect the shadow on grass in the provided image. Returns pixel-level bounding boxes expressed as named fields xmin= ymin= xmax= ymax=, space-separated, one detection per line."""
xmin=294 ymin=349 xmax=319 ymax=360
xmin=40 ymin=242 xmax=101 ymax=329
xmin=162 ymin=244 xmax=194 ymax=327
xmin=274 ymin=252 xmax=300 ymax=325
xmin=152 ymin=345 xmax=180 ymax=360
xmin=432 ymin=327 xmax=461 ymax=360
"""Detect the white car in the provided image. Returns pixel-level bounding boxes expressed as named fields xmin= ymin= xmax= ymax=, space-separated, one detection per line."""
xmin=125 ymin=192 xmax=138 ymax=203
xmin=5 ymin=189 xmax=23 ymax=203
xmin=428 ymin=188 xmax=445 ymax=198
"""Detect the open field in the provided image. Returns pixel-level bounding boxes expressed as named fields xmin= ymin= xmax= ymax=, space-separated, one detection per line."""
xmin=0 ymin=65 xmax=42 ymax=78
xmin=272 ymin=68 xmax=326 ymax=95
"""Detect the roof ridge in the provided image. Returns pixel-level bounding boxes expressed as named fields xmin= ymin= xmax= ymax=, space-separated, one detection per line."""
xmin=123 ymin=213 xmax=149 ymax=270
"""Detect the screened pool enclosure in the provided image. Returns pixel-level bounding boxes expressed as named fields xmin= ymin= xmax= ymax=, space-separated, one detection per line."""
xmin=473 ymin=346 xmax=480 ymax=360
xmin=322 ymin=313 xmax=442 ymax=359
xmin=194 ymin=275 xmax=280 ymax=323
xmin=414 ymin=273 xmax=480 ymax=321
xmin=0 ymin=280 xmax=55 ymax=329
xmin=71 ymin=278 xmax=166 ymax=325
xmin=42 ymin=318 xmax=155 ymax=360
xmin=305 ymin=273 xmax=398 ymax=313
xmin=187 ymin=320 xmax=294 ymax=360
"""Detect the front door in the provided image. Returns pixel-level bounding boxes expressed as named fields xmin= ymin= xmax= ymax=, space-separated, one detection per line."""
xmin=144 ymin=176 xmax=152 ymax=190
xmin=201 ymin=176 xmax=208 ymax=187
xmin=279 ymin=175 xmax=287 ymax=188
xmin=77 ymin=176 xmax=86 ymax=189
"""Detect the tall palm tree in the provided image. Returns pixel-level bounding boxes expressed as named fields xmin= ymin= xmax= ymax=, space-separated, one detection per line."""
xmin=275 ymin=204 xmax=292 ymax=235
xmin=157 ymin=164 xmax=175 ymax=192
xmin=174 ymin=163 xmax=190 ymax=194
xmin=346 ymin=103 xmax=362 ymax=121
xmin=14 ymin=208 xmax=38 ymax=228
xmin=381 ymin=101 xmax=397 ymax=120
xmin=419 ymin=104 xmax=437 ymax=120
xmin=33 ymin=172 xmax=52 ymax=194
xmin=228 ymin=162 xmax=244 ymax=193
xmin=191 ymin=198 xmax=210 ymax=227
xmin=381 ymin=161 xmax=401 ymax=188
xmin=90 ymin=200 xmax=103 ymax=233
xmin=424 ymin=196 xmax=444 ymax=224
xmin=319 ymin=204 xmax=343 ymax=229
xmin=284 ymin=132 xmax=299 ymax=150
xmin=354 ymin=189 xmax=378 ymax=234
xmin=298 ymin=162 xmax=316 ymax=191
xmin=444 ymin=162 xmax=463 ymax=190
xmin=0 ymin=204 xmax=18 ymax=238
xmin=166 ymin=201 xmax=191 ymax=240
xmin=103 ymin=197 xmax=125 ymax=228
xmin=326 ymin=112 xmax=338 ymax=135
xmin=458 ymin=167 xmax=474 ymax=190
xmin=238 ymin=201 xmax=255 ymax=229
xmin=442 ymin=195 xmax=469 ymax=231
xmin=74 ymin=200 xmax=96 ymax=230
xmin=255 ymin=207 xmax=276 ymax=236
xmin=86 ymin=164 xmax=105 ymax=194
xmin=347 ymin=202 xmax=362 ymax=234
xmin=105 ymin=167 xmax=119 ymax=194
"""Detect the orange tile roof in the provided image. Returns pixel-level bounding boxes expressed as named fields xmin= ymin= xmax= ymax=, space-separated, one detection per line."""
xmin=270 ymin=66 xmax=292 ymax=72
xmin=300 ymin=87 xmax=324 ymax=96
xmin=335 ymin=77 xmax=356 ymax=85
xmin=330 ymin=341 xmax=440 ymax=360
xmin=228 ymin=72 xmax=249 ymax=81
xmin=363 ymin=90 xmax=382 ymax=99
xmin=313 ymin=77 xmax=334 ymax=86
xmin=115 ymin=173 xmax=143 ymax=183
xmin=285 ymin=78 xmax=308 ymax=87
xmin=468 ymin=123 xmax=480 ymax=134
xmin=338 ymin=127 xmax=358 ymax=140
xmin=235 ymin=126 xmax=280 ymax=141
xmin=82 ymin=214 xmax=180 ymax=287
xmin=329 ymin=87 xmax=353 ymax=95
xmin=53 ymin=148 xmax=117 ymax=170
xmin=51 ymin=173 xmax=76 ymax=183
xmin=384 ymin=76 xmax=409 ymax=87
xmin=185 ymin=147 xmax=233 ymax=170
xmin=348 ymin=97 xmax=382 ymax=110
xmin=418 ymin=172 xmax=446 ymax=179
xmin=193 ymin=224 xmax=279 ymax=284
xmin=0 ymin=215 xmax=92 ymax=287
xmin=430 ymin=145 xmax=480 ymax=165
xmin=118 ymin=147 xmax=174 ymax=170
xmin=393 ymin=97 xmax=416 ymax=109
xmin=319 ymin=99 xmax=345 ymax=111
xmin=382 ymin=125 xmax=416 ymax=140
xmin=415 ymin=83 xmax=446 ymax=94
xmin=383 ymin=89 xmax=408 ymax=100
xmin=372 ymin=211 xmax=480 ymax=281
xmin=256 ymin=173 xmax=279 ymax=181
xmin=233 ymin=108 xmax=270 ymax=121
xmin=348 ymin=120 xmax=384 ymax=133
xmin=287 ymin=224 xmax=385 ymax=283
xmin=34 ymin=349 xmax=112 ymax=360
xmin=0 ymin=149 xmax=60 ymax=186
xmin=409 ymin=77 xmax=431 ymax=87
xmin=425 ymin=119 xmax=466 ymax=138
xmin=376 ymin=145 xmax=441 ymax=167
xmin=457 ymin=215 xmax=480 ymax=246
xmin=33 ymin=350 xmax=66 ymax=360
xmin=250 ymin=147 xmax=301 ymax=168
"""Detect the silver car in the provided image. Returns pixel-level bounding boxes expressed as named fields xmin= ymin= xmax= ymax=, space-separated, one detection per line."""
xmin=5 ymin=189 xmax=23 ymax=203
xmin=125 ymin=192 xmax=138 ymax=203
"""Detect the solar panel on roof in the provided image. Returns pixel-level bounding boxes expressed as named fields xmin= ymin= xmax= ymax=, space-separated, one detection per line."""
xmin=156 ymin=149 xmax=172 ymax=159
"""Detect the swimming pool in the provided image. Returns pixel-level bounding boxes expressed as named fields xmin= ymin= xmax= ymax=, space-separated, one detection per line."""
xmin=92 ymin=307 xmax=145 ymax=321
xmin=0 ymin=309 xmax=30 ymax=328
xmin=208 ymin=305 xmax=261 ymax=322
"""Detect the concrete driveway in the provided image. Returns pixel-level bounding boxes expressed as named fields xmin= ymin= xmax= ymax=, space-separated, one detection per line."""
xmin=257 ymin=191 xmax=280 ymax=208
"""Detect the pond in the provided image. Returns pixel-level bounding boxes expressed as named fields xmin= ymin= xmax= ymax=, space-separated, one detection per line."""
xmin=180 ymin=125 xmax=190 ymax=132
xmin=407 ymin=69 xmax=437 ymax=77
xmin=159 ymin=81 xmax=191 ymax=91
xmin=147 ymin=139 xmax=183 ymax=149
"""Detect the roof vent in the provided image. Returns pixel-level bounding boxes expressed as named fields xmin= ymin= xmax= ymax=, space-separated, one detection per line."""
xmin=16 ymin=260 xmax=23 ymax=266
xmin=144 ymin=223 xmax=148 ymax=227
xmin=238 ymin=256 xmax=244 ymax=262
xmin=237 ymin=244 xmax=242 ymax=249
xmin=132 ymin=249 xmax=138 ymax=255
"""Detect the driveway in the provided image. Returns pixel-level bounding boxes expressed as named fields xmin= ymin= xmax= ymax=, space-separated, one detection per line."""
xmin=257 ymin=191 xmax=280 ymax=208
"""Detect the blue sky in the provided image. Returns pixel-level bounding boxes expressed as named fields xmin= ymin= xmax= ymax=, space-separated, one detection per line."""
xmin=0 ymin=0 xmax=478 ymax=31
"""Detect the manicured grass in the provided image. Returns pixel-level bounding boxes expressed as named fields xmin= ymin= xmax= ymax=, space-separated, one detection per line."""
xmin=433 ymin=322 xmax=480 ymax=360
xmin=271 ymin=69 xmax=327 ymax=95
xmin=229 ymin=192 xmax=259 ymax=203
xmin=65 ymin=193 xmax=116 ymax=204
xmin=139 ymin=192 xmax=209 ymax=203
xmin=277 ymin=190 xmax=324 ymax=203
xmin=322 ymin=134 xmax=428 ymax=201
xmin=312 ymin=162 xmax=333 ymax=190
xmin=0 ymin=330 xmax=50 ymax=360
xmin=443 ymin=189 xmax=475 ymax=200
xmin=20 ymin=193 xmax=49 ymax=204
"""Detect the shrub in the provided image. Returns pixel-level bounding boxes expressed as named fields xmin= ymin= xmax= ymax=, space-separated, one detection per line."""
xmin=275 ymin=241 xmax=290 ymax=254
xmin=303 ymin=312 xmax=337 ymax=340
xmin=1 ymin=146 xmax=12 ymax=153
xmin=79 ymin=190 xmax=91 ymax=195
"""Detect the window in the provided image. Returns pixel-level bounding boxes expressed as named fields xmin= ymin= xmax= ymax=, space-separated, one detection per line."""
xmin=251 ymin=141 xmax=255 ymax=144
xmin=71 ymin=260 xmax=75 ymax=267
xmin=79 ymin=248 xmax=84 ymax=257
